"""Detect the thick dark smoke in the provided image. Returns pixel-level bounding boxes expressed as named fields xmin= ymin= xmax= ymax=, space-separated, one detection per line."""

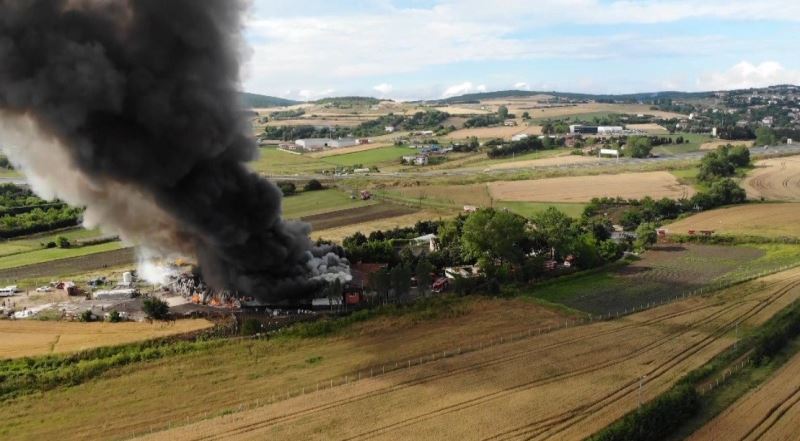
xmin=0 ymin=0 xmax=327 ymax=301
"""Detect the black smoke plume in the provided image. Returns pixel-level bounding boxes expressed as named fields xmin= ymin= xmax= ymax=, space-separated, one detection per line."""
xmin=0 ymin=0 xmax=326 ymax=301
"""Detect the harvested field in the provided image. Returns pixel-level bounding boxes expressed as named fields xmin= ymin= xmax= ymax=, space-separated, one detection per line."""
xmin=308 ymin=143 xmax=395 ymax=158
xmin=0 ymin=319 xmax=214 ymax=359
xmin=265 ymin=118 xmax=371 ymax=127
xmin=667 ymin=203 xmax=800 ymax=238
xmin=689 ymin=348 xmax=800 ymax=441
xmin=530 ymin=243 xmax=800 ymax=315
xmin=446 ymin=125 xmax=542 ymax=140
xmin=388 ymin=184 xmax=494 ymax=208
xmin=700 ymin=139 xmax=754 ymax=150
xmin=485 ymin=154 xmax=604 ymax=170
xmin=432 ymin=106 xmax=490 ymax=115
xmin=627 ymin=123 xmax=668 ymax=134
xmin=303 ymin=204 xmax=416 ymax=231
xmin=0 ymin=247 xmax=135 ymax=283
xmin=482 ymin=101 xmax=686 ymax=120
xmin=0 ymin=297 xmax=574 ymax=440
xmin=744 ymin=156 xmax=800 ymax=201
xmin=487 ymin=171 xmax=694 ymax=202
xmin=135 ymin=267 xmax=800 ymax=441
xmin=312 ymin=210 xmax=448 ymax=243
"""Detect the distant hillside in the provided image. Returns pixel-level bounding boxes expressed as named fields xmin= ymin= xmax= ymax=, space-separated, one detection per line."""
xmin=437 ymin=89 xmax=714 ymax=104
xmin=315 ymin=96 xmax=382 ymax=106
xmin=240 ymin=93 xmax=300 ymax=108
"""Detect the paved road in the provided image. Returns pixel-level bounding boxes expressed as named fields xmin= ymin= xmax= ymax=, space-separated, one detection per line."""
xmin=265 ymin=144 xmax=800 ymax=181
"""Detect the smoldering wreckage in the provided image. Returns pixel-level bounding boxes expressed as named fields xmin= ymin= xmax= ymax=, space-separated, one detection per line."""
xmin=0 ymin=0 xmax=356 ymax=312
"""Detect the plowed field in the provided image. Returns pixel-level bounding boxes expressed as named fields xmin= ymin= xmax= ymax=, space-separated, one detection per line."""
xmin=137 ymin=267 xmax=800 ymax=441
xmin=744 ymin=156 xmax=800 ymax=201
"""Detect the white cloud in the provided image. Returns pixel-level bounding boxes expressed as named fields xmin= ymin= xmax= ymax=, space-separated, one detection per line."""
xmin=696 ymin=61 xmax=800 ymax=90
xmin=514 ymin=82 xmax=530 ymax=90
xmin=294 ymin=88 xmax=336 ymax=101
xmin=442 ymin=82 xmax=486 ymax=98
xmin=373 ymin=83 xmax=393 ymax=95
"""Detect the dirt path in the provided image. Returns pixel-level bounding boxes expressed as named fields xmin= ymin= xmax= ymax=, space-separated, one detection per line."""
xmin=137 ymin=268 xmax=800 ymax=441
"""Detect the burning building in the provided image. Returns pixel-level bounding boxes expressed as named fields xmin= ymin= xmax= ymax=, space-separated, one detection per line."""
xmin=0 ymin=0 xmax=345 ymax=302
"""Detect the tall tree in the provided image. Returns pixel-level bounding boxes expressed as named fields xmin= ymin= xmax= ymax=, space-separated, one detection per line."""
xmin=415 ymin=258 xmax=434 ymax=297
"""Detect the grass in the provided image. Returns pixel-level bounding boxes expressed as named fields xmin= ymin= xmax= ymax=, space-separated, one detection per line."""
xmin=0 ymin=228 xmax=106 ymax=258
xmin=0 ymin=241 xmax=123 ymax=270
xmin=249 ymin=147 xmax=329 ymax=175
xmin=495 ymin=201 xmax=586 ymax=218
xmin=652 ymin=133 xmax=712 ymax=156
xmin=318 ymin=145 xmax=417 ymax=167
xmin=282 ymin=189 xmax=377 ymax=219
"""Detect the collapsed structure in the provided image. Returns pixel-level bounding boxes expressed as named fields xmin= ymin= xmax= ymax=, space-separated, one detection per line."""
xmin=0 ymin=0 xmax=345 ymax=302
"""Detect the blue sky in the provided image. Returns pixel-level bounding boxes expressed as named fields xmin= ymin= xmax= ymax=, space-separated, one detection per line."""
xmin=242 ymin=0 xmax=800 ymax=100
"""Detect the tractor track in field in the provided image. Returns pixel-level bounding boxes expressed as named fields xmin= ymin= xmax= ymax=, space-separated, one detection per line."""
xmin=187 ymin=274 xmax=800 ymax=441
xmin=737 ymin=385 xmax=800 ymax=441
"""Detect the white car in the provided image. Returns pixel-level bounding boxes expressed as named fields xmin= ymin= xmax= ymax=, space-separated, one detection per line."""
xmin=35 ymin=286 xmax=53 ymax=293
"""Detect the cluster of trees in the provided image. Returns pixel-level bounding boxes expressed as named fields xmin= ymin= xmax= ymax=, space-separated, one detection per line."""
xmin=0 ymin=155 xmax=14 ymax=170
xmin=697 ymin=144 xmax=750 ymax=182
xmin=716 ymin=125 xmax=755 ymax=140
xmin=276 ymin=179 xmax=324 ymax=197
xmin=268 ymin=109 xmax=305 ymax=120
xmin=0 ymin=206 xmax=82 ymax=238
xmin=755 ymin=127 xmax=777 ymax=146
xmin=263 ymin=125 xmax=348 ymax=141
xmin=264 ymin=110 xmax=451 ymax=141
xmin=486 ymin=136 xmax=559 ymax=158
xmin=463 ymin=114 xmax=503 ymax=128
xmin=625 ymin=136 xmax=653 ymax=158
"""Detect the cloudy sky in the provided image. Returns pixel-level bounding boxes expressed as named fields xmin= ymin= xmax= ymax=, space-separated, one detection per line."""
xmin=242 ymin=0 xmax=800 ymax=100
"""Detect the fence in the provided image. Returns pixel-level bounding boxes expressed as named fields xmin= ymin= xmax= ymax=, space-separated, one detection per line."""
xmin=121 ymin=262 xmax=800 ymax=439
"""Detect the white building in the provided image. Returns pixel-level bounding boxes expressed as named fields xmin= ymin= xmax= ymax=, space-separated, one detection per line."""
xmin=295 ymin=138 xmax=331 ymax=150
xmin=385 ymin=126 xmax=395 ymax=133
xmin=504 ymin=120 xmax=518 ymax=127
xmin=328 ymin=137 xmax=358 ymax=148
xmin=511 ymin=133 xmax=529 ymax=142
xmin=597 ymin=126 xmax=624 ymax=135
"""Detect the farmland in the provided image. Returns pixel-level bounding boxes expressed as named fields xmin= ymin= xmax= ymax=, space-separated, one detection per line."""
xmin=445 ymin=124 xmax=542 ymax=141
xmin=311 ymin=210 xmax=447 ymax=242
xmin=487 ymin=171 xmax=694 ymax=203
xmin=0 ymin=319 xmax=214 ymax=359
xmin=122 ymin=266 xmax=800 ymax=441
xmin=667 ymin=203 xmax=800 ymax=238
xmin=282 ymin=189 xmax=377 ymax=219
xmin=688 ymin=348 xmax=800 ymax=441
xmin=317 ymin=145 xmax=416 ymax=167
xmin=744 ymin=156 xmax=800 ymax=201
xmin=529 ymin=243 xmax=800 ymax=315
xmin=484 ymin=154 xmax=604 ymax=170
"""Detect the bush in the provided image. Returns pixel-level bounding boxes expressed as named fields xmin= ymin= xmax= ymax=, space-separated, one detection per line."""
xmin=142 ymin=297 xmax=169 ymax=320
xmin=106 ymin=310 xmax=121 ymax=323
xmin=56 ymin=236 xmax=70 ymax=248
xmin=241 ymin=318 xmax=262 ymax=336
xmin=277 ymin=181 xmax=296 ymax=196
xmin=303 ymin=179 xmax=324 ymax=192
xmin=79 ymin=310 xmax=95 ymax=323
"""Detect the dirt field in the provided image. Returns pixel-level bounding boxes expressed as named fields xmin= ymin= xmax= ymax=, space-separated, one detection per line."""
xmin=0 ymin=247 xmax=135 ymax=283
xmin=303 ymin=204 xmax=417 ymax=231
xmin=485 ymin=154 xmax=604 ymax=170
xmin=667 ymin=203 xmax=800 ymax=238
xmin=744 ymin=156 xmax=800 ymax=201
xmin=390 ymin=184 xmax=494 ymax=208
xmin=480 ymin=101 xmax=686 ymax=120
xmin=689 ymin=348 xmax=800 ymax=441
xmin=700 ymin=139 xmax=754 ymax=150
xmin=135 ymin=267 xmax=800 ymax=441
xmin=487 ymin=171 xmax=695 ymax=202
xmin=308 ymin=142 xmax=395 ymax=158
xmin=265 ymin=118 xmax=370 ymax=127
xmin=446 ymin=125 xmax=542 ymax=140
xmin=0 ymin=319 xmax=213 ymax=358
xmin=432 ymin=106 xmax=490 ymax=115
xmin=627 ymin=123 xmax=669 ymax=134
xmin=311 ymin=210 xmax=448 ymax=243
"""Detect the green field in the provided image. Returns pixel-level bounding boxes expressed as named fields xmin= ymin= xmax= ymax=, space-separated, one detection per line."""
xmin=249 ymin=148 xmax=329 ymax=175
xmin=318 ymin=145 xmax=417 ymax=167
xmin=0 ymin=228 xmax=107 ymax=258
xmin=652 ymin=133 xmax=712 ymax=156
xmin=282 ymin=189 xmax=377 ymax=219
xmin=495 ymin=201 xmax=586 ymax=218
xmin=0 ymin=240 xmax=123 ymax=270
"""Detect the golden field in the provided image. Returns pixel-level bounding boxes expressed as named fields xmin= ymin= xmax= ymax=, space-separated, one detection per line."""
xmin=667 ymin=203 xmax=800 ymax=238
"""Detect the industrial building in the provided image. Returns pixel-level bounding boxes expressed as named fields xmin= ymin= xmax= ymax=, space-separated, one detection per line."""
xmin=569 ymin=125 xmax=624 ymax=135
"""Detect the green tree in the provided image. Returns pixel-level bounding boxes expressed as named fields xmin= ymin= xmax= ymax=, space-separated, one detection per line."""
xmin=522 ymin=111 xmax=531 ymax=120
xmin=303 ymin=179 xmax=323 ymax=191
xmin=626 ymin=136 xmax=653 ymax=158
xmin=727 ymin=145 xmax=751 ymax=168
xmin=56 ymin=236 xmax=70 ymax=249
xmin=241 ymin=318 xmax=262 ymax=336
xmin=142 ymin=297 xmax=170 ymax=320
xmin=415 ymin=258 xmax=434 ymax=296
xmin=277 ymin=181 xmax=296 ymax=196
xmin=698 ymin=150 xmax=735 ymax=182
xmin=755 ymin=126 xmax=777 ymax=146
xmin=390 ymin=265 xmax=411 ymax=300
xmin=369 ymin=268 xmax=391 ymax=303
xmin=707 ymin=178 xmax=746 ymax=205
xmin=634 ymin=222 xmax=658 ymax=250
xmin=497 ymin=105 xmax=509 ymax=120
xmin=460 ymin=209 xmax=527 ymax=266
xmin=531 ymin=207 xmax=577 ymax=255
xmin=79 ymin=310 xmax=95 ymax=323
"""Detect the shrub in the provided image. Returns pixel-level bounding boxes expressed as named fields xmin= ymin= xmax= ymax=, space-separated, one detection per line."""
xmin=79 ymin=310 xmax=94 ymax=323
xmin=303 ymin=179 xmax=324 ymax=192
xmin=106 ymin=310 xmax=121 ymax=323
xmin=56 ymin=236 xmax=70 ymax=248
xmin=142 ymin=297 xmax=169 ymax=320
xmin=277 ymin=181 xmax=296 ymax=196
